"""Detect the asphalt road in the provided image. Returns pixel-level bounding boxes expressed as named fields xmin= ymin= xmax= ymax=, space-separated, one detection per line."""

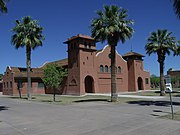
xmin=1 ymin=96 xmax=180 ymax=135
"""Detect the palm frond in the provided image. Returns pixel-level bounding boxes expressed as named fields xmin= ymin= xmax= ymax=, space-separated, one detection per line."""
xmin=90 ymin=5 xmax=134 ymax=46
xmin=11 ymin=16 xmax=45 ymax=50
xmin=172 ymin=0 xmax=180 ymax=19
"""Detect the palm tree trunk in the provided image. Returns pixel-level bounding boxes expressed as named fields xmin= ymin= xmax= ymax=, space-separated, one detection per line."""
xmin=53 ymin=86 xmax=56 ymax=102
xmin=26 ymin=46 xmax=32 ymax=100
xmin=159 ymin=61 xmax=165 ymax=96
xmin=111 ymin=45 xmax=118 ymax=102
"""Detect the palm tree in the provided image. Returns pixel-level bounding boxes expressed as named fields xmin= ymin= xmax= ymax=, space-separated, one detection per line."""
xmin=11 ymin=16 xmax=45 ymax=100
xmin=145 ymin=29 xmax=179 ymax=96
xmin=172 ymin=0 xmax=180 ymax=19
xmin=0 ymin=0 xmax=8 ymax=14
xmin=90 ymin=5 xmax=134 ymax=102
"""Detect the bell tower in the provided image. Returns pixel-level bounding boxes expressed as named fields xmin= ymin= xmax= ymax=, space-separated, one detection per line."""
xmin=123 ymin=52 xmax=145 ymax=91
xmin=64 ymin=34 xmax=97 ymax=95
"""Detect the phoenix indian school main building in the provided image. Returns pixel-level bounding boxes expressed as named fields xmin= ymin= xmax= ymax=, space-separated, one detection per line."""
xmin=2 ymin=34 xmax=151 ymax=96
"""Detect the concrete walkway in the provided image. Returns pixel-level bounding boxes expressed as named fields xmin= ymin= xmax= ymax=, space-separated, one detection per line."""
xmin=86 ymin=91 xmax=165 ymax=99
xmin=1 ymin=95 xmax=180 ymax=135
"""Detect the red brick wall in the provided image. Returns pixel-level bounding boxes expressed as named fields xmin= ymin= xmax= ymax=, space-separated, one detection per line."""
xmin=96 ymin=45 xmax=128 ymax=93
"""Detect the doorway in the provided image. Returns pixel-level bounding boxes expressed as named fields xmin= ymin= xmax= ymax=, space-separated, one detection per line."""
xmin=138 ymin=77 xmax=144 ymax=90
xmin=85 ymin=76 xmax=94 ymax=93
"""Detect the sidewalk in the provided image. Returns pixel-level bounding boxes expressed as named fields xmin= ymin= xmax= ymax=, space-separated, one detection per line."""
xmin=86 ymin=90 xmax=165 ymax=100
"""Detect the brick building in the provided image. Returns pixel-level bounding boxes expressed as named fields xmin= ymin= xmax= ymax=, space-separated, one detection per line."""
xmin=62 ymin=34 xmax=150 ymax=95
xmin=2 ymin=34 xmax=151 ymax=96
xmin=2 ymin=67 xmax=44 ymax=95
xmin=167 ymin=70 xmax=180 ymax=88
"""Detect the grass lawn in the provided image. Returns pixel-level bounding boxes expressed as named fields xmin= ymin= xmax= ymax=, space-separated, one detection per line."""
xmin=160 ymin=111 xmax=180 ymax=121
xmin=7 ymin=94 xmax=141 ymax=105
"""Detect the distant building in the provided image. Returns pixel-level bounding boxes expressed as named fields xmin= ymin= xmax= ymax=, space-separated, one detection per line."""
xmin=167 ymin=69 xmax=180 ymax=88
xmin=2 ymin=34 xmax=151 ymax=96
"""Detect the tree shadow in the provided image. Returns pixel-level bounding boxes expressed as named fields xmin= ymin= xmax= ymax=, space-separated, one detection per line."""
xmin=39 ymin=100 xmax=62 ymax=103
xmin=74 ymin=98 xmax=109 ymax=103
xmin=127 ymin=100 xmax=180 ymax=107
xmin=0 ymin=106 xmax=9 ymax=111
xmin=8 ymin=96 xmax=36 ymax=100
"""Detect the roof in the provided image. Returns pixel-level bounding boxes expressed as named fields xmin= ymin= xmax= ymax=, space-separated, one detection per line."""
xmin=122 ymin=51 xmax=145 ymax=57
xmin=41 ymin=58 xmax=68 ymax=68
xmin=10 ymin=67 xmax=44 ymax=78
xmin=64 ymin=34 xmax=95 ymax=44
xmin=6 ymin=59 xmax=68 ymax=79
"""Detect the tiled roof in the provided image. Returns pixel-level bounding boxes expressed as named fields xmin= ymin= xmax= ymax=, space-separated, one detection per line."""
xmin=41 ymin=58 xmax=68 ymax=68
xmin=64 ymin=34 xmax=94 ymax=44
xmin=10 ymin=67 xmax=44 ymax=78
xmin=122 ymin=51 xmax=144 ymax=57
xmin=7 ymin=58 xmax=68 ymax=79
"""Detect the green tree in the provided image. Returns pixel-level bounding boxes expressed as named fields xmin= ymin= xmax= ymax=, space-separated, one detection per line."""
xmin=150 ymin=74 xmax=160 ymax=89
xmin=0 ymin=73 xmax=3 ymax=80
xmin=175 ymin=45 xmax=180 ymax=55
xmin=42 ymin=64 xmax=67 ymax=102
xmin=11 ymin=16 xmax=45 ymax=100
xmin=0 ymin=0 xmax=8 ymax=14
xmin=172 ymin=0 xmax=180 ymax=56
xmin=90 ymin=5 xmax=134 ymax=102
xmin=145 ymin=29 xmax=179 ymax=96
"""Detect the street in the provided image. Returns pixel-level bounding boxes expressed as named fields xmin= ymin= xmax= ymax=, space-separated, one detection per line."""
xmin=1 ymin=96 xmax=180 ymax=135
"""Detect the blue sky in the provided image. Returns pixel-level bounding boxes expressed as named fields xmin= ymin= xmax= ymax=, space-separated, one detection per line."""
xmin=0 ymin=0 xmax=179 ymax=76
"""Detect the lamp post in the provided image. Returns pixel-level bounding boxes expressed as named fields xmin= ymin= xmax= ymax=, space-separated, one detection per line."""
xmin=165 ymin=75 xmax=174 ymax=119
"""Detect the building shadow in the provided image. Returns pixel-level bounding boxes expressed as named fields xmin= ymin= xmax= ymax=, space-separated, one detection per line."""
xmin=127 ymin=100 xmax=180 ymax=107
xmin=0 ymin=106 xmax=9 ymax=111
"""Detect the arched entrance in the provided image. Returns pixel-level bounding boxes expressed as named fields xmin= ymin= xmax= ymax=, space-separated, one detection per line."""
xmin=137 ymin=77 xmax=144 ymax=90
xmin=84 ymin=76 xmax=94 ymax=93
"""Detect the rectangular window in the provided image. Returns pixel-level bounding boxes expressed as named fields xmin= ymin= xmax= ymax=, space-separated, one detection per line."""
xmin=145 ymin=78 xmax=149 ymax=84
xmin=10 ymin=81 xmax=12 ymax=88
xmin=4 ymin=82 xmax=6 ymax=89
xmin=6 ymin=82 xmax=8 ymax=88
xmin=17 ymin=81 xmax=23 ymax=89
xmin=38 ymin=82 xmax=44 ymax=88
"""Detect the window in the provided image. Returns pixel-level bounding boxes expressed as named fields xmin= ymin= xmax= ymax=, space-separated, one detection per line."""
xmin=100 ymin=65 xmax=104 ymax=72
xmin=108 ymin=53 xmax=111 ymax=59
xmin=105 ymin=65 xmax=108 ymax=72
xmin=38 ymin=82 xmax=44 ymax=88
xmin=118 ymin=66 xmax=121 ymax=73
xmin=84 ymin=42 xmax=87 ymax=48
xmin=4 ymin=82 xmax=6 ymax=89
xmin=6 ymin=82 xmax=8 ymax=88
xmin=109 ymin=66 xmax=112 ymax=73
xmin=88 ymin=43 xmax=91 ymax=48
xmin=17 ymin=81 xmax=23 ymax=89
xmin=145 ymin=78 xmax=149 ymax=84
xmin=10 ymin=81 xmax=12 ymax=88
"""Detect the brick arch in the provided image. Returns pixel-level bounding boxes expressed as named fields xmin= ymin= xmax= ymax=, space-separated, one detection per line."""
xmin=137 ymin=77 xmax=144 ymax=90
xmin=84 ymin=76 xmax=94 ymax=93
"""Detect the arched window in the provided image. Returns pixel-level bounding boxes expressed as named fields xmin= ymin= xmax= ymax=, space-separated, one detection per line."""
xmin=100 ymin=65 xmax=104 ymax=72
xmin=109 ymin=66 xmax=112 ymax=73
xmin=84 ymin=42 xmax=87 ymax=48
xmin=105 ymin=65 xmax=108 ymax=72
xmin=118 ymin=66 xmax=121 ymax=73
